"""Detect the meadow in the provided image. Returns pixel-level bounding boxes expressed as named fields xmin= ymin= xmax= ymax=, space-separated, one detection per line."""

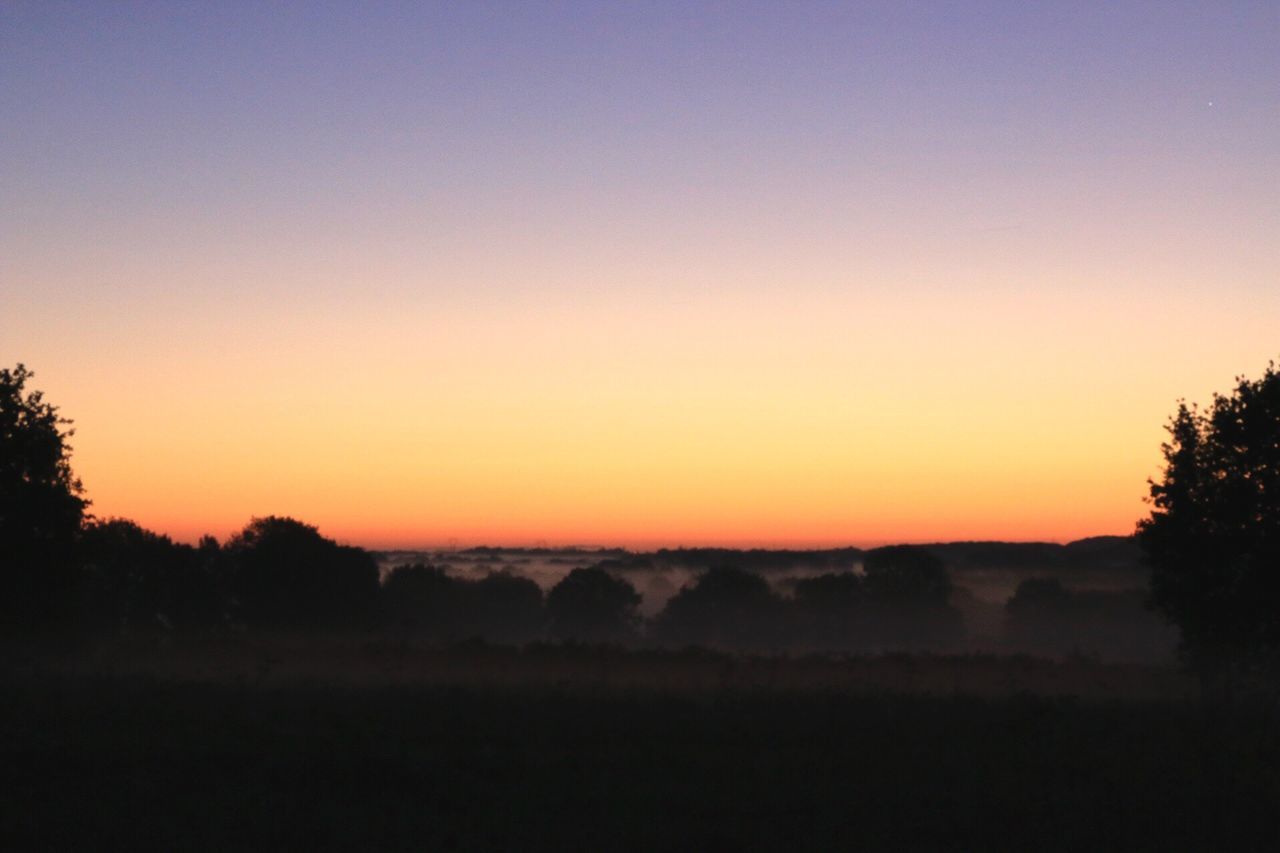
xmin=3 ymin=641 xmax=1276 ymax=851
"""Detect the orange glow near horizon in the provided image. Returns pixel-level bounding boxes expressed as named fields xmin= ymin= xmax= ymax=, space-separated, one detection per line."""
xmin=5 ymin=6 xmax=1276 ymax=549
xmin=32 ymin=283 xmax=1278 ymax=550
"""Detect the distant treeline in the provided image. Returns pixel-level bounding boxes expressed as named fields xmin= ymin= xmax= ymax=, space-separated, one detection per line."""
xmin=378 ymin=537 xmax=1144 ymax=575
xmin=4 ymin=514 xmax=1169 ymax=659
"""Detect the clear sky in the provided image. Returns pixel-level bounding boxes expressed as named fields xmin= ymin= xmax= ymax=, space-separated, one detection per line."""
xmin=3 ymin=2 xmax=1277 ymax=548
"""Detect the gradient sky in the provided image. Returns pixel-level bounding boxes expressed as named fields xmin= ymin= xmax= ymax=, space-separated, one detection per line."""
xmin=3 ymin=2 xmax=1277 ymax=548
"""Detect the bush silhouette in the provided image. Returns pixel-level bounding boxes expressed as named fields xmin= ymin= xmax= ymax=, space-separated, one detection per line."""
xmin=225 ymin=516 xmax=379 ymax=630
xmin=546 ymin=567 xmax=641 ymax=643
xmin=0 ymin=365 xmax=89 ymax=630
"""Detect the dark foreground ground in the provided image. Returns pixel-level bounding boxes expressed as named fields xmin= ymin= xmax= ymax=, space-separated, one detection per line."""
xmin=3 ymin=643 xmax=1278 ymax=851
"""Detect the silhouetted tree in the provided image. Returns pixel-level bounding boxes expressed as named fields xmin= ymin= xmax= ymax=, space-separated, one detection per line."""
xmin=381 ymin=563 xmax=466 ymax=638
xmin=654 ymin=566 xmax=786 ymax=650
xmin=466 ymin=571 xmax=544 ymax=645
xmin=78 ymin=518 xmax=223 ymax=631
xmin=1138 ymin=362 xmax=1280 ymax=676
xmin=862 ymin=546 xmax=952 ymax=605
xmin=861 ymin=546 xmax=962 ymax=649
xmin=546 ymin=567 xmax=641 ymax=643
xmin=0 ymin=364 xmax=89 ymax=630
xmin=225 ymin=516 xmax=379 ymax=630
xmin=379 ymin=565 xmax=545 ymax=644
xmin=792 ymin=572 xmax=866 ymax=649
xmin=793 ymin=571 xmax=864 ymax=609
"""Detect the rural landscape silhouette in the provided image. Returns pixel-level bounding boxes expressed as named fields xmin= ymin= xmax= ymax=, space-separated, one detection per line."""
xmin=4 ymin=3 xmax=1278 ymax=851
xmin=3 ymin=359 xmax=1279 ymax=850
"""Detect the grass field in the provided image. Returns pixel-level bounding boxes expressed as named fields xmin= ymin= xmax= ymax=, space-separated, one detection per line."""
xmin=3 ymin=642 xmax=1277 ymax=851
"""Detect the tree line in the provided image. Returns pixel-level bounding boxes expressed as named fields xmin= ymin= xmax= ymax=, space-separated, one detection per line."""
xmin=0 ymin=362 xmax=963 ymax=650
xmin=5 ymin=502 xmax=1168 ymax=656
xmin=10 ymin=508 xmax=974 ymax=651
xmin=5 ymin=360 xmax=1280 ymax=672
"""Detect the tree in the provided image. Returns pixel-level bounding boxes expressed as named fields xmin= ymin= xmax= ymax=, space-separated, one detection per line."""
xmin=792 ymin=572 xmax=865 ymax=650
xmin=224 ymin=516 xmax=380 ymax=629
xmin=78 ymin=518 xmax=224 ymax=631
xmin=0 ymin=364 xmax=89 ymax=629
xmin=653 ymin=566 xmax=786 ymax=650
xmin=862 ymin=546 xmax=951 ymax=605
xmin=381 ymin=563 xmax=464 ymax=637
xmin=860 ymin=546 xmax=962 ymax=650
xmin=465 ymin=572 xmax=545 ymax=645
xmin=380 ymin=565 xmax=545 ymax=644
xmin=1137 ymin=361 xmax=1280 ymax=675
xmin=546 ymin=566 xmax=641 ymax=643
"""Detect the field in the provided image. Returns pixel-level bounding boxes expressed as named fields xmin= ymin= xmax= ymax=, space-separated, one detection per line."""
xmin=3 ymin=641 xmax=1278 ymax=851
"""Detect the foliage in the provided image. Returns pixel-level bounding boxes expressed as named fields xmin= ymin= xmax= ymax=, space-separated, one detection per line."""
xmin=653 ymin=566 xmax=785 ymax=649
xmin=381 ymin=563 xmax=463 ymax=636
xmin=1138 ymin=362 xmax=1280 ymax=671
xmin=78 ymin=518 xmax=223 ymax=630
xmin=792 ymin=572 xmax=866 ymax=649
xmin=466 ymin=572 xmax=545 ymax=644
xmin=380 ymin=564 xmax=545 ymax=643
xmin=792 ymin=571 xmax=864 ymax=610
xmin=0 ymin=364 xmax=89 ymax=628
xmin=545 ymin=566 xmax=641 ymax=643
xmin=860 ymin=546 xmax=963 ymax=650
xmin=225 ymin=516 xmax=380 ymax=629
xmin=862 ymin=546 xmax=952 ymax=605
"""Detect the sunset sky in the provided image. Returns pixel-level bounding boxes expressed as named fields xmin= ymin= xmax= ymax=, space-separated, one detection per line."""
xmin=3 ymin=2 xmax=1277 ymax=548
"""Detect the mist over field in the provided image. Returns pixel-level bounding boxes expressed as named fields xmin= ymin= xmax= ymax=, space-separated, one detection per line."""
xmin=372 ymin=536 xmax=1174 ymax=663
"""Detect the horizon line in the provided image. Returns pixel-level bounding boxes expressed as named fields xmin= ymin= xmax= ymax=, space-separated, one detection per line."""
xmin=354 ymin=532 xmax=1137 ymax=553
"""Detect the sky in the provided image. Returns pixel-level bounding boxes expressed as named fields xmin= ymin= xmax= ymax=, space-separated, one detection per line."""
xmin=3 ymin=1 xmax=1278 ymax=548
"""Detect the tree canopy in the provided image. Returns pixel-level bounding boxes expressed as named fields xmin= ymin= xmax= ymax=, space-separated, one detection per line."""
xmin=862 ymin=546 xmax=952 ymax=606
xmin=546 ymin=566 xmax=641 ymax=643
xmin=0 ymin=364 xmax=89 ymax=627
xmin=225 ymin=516 xmax=380 ymax=629
xmin=1138 ymin=361 xmax=1280 ymax=671
xmin=653 ymin=566 xmax=784 ymax=649
xmin=78 ymin=518 xmax=222 ymax=631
